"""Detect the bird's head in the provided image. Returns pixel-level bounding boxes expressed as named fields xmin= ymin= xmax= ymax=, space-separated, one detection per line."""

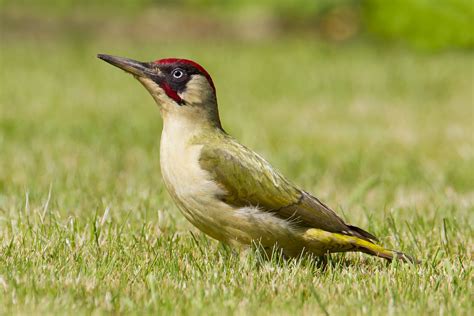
xmin=98 ymin=54 xmax=221 ymax=128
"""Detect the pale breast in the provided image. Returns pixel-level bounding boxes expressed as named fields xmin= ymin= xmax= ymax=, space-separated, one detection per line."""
xmin=160 ymin=141 xmax=219 ymax=207
xmin=159 ymin=117 xmax=234 ymax=240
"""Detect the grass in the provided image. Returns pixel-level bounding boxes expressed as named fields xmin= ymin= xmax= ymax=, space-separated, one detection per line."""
xmin=0 ymin=21 xmax=473 ymax=315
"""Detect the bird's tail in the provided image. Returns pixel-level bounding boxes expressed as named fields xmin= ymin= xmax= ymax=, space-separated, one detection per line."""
xmin=303 ymin=228 xmax=417 ymax=263
xmin=353 ymin=237 xmax=417 ymax=263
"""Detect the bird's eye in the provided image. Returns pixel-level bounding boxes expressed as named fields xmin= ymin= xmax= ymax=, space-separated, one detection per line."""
xmin=172 ymin=68 xmax=185 ymax=79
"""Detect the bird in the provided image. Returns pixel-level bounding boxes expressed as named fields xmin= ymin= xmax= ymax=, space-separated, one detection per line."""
xmin=98 ymin=54 xmax=415 ymax=263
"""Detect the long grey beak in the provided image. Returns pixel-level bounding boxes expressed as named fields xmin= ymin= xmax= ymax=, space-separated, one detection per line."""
xmin=97 ymin=54 xmax=155 ymax=78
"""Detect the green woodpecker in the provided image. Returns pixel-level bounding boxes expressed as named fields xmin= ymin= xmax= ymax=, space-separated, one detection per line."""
xmin=98 ymin=54 xmax=415 ymax=262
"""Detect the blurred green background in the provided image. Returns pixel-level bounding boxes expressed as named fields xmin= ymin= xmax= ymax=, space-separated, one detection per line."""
xmin=0 ymin=1 xmax=473 ymax=315
xmin=2 ymin=0 xmax=473 ymax=50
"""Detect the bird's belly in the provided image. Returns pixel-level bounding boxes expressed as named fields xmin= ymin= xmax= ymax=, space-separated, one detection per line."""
xmin=176 ymin=198 xmax=303 ymax=254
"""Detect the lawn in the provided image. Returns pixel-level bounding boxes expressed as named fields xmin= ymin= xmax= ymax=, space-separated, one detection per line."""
xmin=0 ymin=15 xmax=473 ymax=315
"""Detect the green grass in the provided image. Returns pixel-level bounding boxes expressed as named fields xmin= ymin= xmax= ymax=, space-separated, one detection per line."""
xmin=1 ymin=33 xmax=473 ymax=315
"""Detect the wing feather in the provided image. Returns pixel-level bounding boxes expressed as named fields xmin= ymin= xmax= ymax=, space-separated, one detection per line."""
xmin=198 ymin=134 xmax=366 ymax=236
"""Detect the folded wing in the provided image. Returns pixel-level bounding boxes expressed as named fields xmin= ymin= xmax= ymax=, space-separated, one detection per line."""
xmin=198 ymin=135 xmax=377 ymax=242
